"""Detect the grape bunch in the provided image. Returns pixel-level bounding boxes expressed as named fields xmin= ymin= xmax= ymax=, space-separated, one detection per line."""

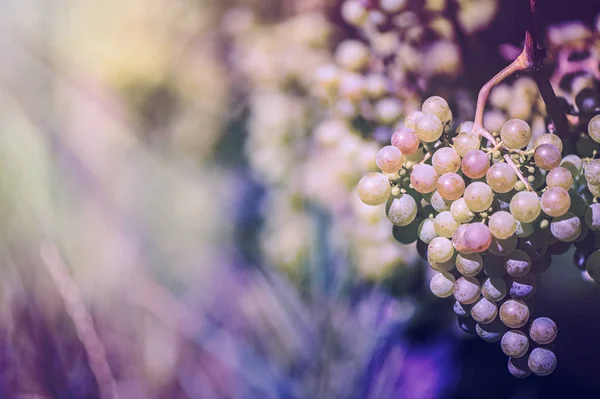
xmin=357 ymin=95 xmax=600 ymax=377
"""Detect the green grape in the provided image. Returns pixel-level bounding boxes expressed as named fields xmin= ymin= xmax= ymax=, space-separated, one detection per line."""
xmin=508 ymin=357 xmax=532 ymax=379
xmin=489 ymin=211 xmax=517 ymax=240
xmin=430 ymin=272 xmax=455 ymax=298
xmin=456 ymin=253 xmax=483 ymax=277
xmin=529 ymin=317 xmax=557 ymax=345
xmin=432 ymin=147 xmax=461 ymax=175
xmin=486 ymin=162 xmax=518 ymax=193
xmin=501 ymin=330 xmax=530 ymax=358
xmin=357 ymin=172 xmax=391 ymax=205
xmin=437 ymin=173 xmax=465 ymax=201
xmin=454 ymin=132 xmax=481 ymax=157
xmin=510 ymin=191 xmax=541 ymax=223
xmin=534 ymin=144 xmax=562 ymax=171
xmin=404 ymin=110 xmax=424 ymax=130
xmin=477 ymin=319 xmax=507 ymax=343
xmin=528 ymin=348 xmax=557 ymax=376
xmin=335 ymin=40 xmax=370 ymax=71
xmin=339 ymin=72 xmax=366 ymax=101
xmin=415 ymin=114 xmax=443 ymax=143
xmin=418 ymin=218 xmax=438 ymax=244
xmin=540 ymin=187 xmax=571 ymax=217
xmin=504 ymin=249 xmax=532 ymax=277
xmin=471 ymin=298 xmax=498 ymax=324
xmin=550 ymin=212 xmax=582 ymax=242
xmin=453 ymin=276 xmax=481 ymax=305
xmin=386 ymin=194 xmax=418 ymax=226
xmin=464 ymin=182 xmax=494 ymax=212
xmin=428 ymin=236 xmax=455 ymax=263
xmin=376 ymin=145 xmax=404 ymax=173
xmin=462 ymin=150 xmax=490 ymax=179
xmin=585 ymin=159 xmax=600 ymax=186
xmin=422 ymin=96 xmax=452 ymax=124
xmin=534 ymin=133 xmax=564 ymax=152
xmin=430 ymin=190 xmax=453 ymax=212
xmin=585 ymin=203 xmax=600 ymax=231
xmin=560 ymin=154 xmax=583 ymax=177
xmin=482 ymin=277 xmax=507 ymax=302
xmin=500 ymin=119 xmax=532 ymax=149
xmin=451 ymin=198 xmax=475 ymax=223
xmin=500 ymin=300 xmax=530 ymax=329
xmin=545 ymin=167 xmax=573 ymax=190
xmin=586 ymin=250 xmax=600 ymax=283
xmin=434 ymin=211 xmax=460 ymax=238
xmin=430 ymin=258 xmax=456 ymax=272
xmin=589 ymin=114 xmax=600 ymax=143
xmin=489 ymin=235 xmax=518 ymax=256
xmin=410 ymin=164 xmax=439 ymax=194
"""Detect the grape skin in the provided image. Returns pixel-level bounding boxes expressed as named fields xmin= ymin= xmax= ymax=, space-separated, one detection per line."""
xmin=471 ymin=298 xmax=498 ymax=324
xmin=589 ymin=114 xmax=600 ymax=143
xmin=477 ymin=318 xmax=507 ymax=343
xmin=500 ymin=119 xmax=532 ymax=149
xmin=528 ymin=348 xmax=557 ymax=376
xmin=454 ymin=276 xmax=481 ymax=304
xmin=540 ymin=187 xmax=571 ymax=217
xmin=534 ymin=144 xmax=562 ymax=171
xmin=545 ymin=167 xmax=573 ymax=190
xmin=391 ymin=127 xmax=420 ymax=155
xmin=464 ymin=222 xmax=493 ymax=253
xmin=499 ymin=299 xmax=530 ymax=328
xmin=560 ymin=154 xmax=583 ymax=177
xmin=386 ymin=194 xmax=418 ymax=226
xmin=432 ymin=147 xmax=461 ymax=175
xmin=508 ymin=357 xmax=532 ymax=379
xmin=550 ymin=212 xmax=582 ymax=242
xmin=501 ymin=330 xmax=529 ymax=358
xmin=404 ymin=110 xmax=424 ymax=130
xmin=456 ymin=253 xmax=483 ymax=277
xmin=489 ymin=211 xmax=517 ymax=240
xmin=464 ymin=182 xmax=494 ymax=213
xmin=585 ymin=159 xmax=600 ymax=186
xmin=451 ymin=198 xmax=475 ymax=223
xmin=410 ymin=164 xmax=439 ymax=194
xmin=452 ymin=224 xmax=472 ymax=254
xmin=430 ymin=258 xmax=456 ymax=272
xmin=510 ymin=191 xmax=541 ymax=223
xmin=508 ymin=273 xmax=537 ymax=300
xmin=422 ymin=96 xmax=452 ymax=124
xmin=529 ymin=317 xmax=557 ymax=345
xmin=585 ymin=203 xmax=600 ymax=231
xmin=418 ymin=218 xmax=438 ymax=244
xmin=416 ymin=114 xmax=443 ymax=143
xmin=428 ymin=237 xmax=455 ymax=263
xmin=535 ymin=133 xmax=563 ymax=152
xmin=482 ymin=277 xmax=507 ymax=302
xmin=486 ymin=162 xmax=517 ymax=194
xmin=434 ymin=211 xmax=459 ymax=238
xmin=437 ymin=173 xmax=465 ymax=201
xmin=376 ymin=145 xmax=404 ymax=173
xmin=504 ymin=249 xmax=532 ymax=277
xmin=589 ymin=182 xmax=600 ymax=197
xmin=586 ymin=250 xmax=600 ymax=283
xmin=430 ymin=190 xmax=453 ymax=212
xmin=430 ymin=272 xmax=455 ymax=298
xmin=358 ymin=172 xmax=391 ymax=205
xmin=454 ymin=133 xmax=480 ymax=157
xmin=461 ymin=150 xmax=490 ymax=179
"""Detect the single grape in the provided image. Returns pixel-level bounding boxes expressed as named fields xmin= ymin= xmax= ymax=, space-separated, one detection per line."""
xmin=404 ymin=110 xmax=423 ymax=130
xmin=430 ymin=272 xmax=455 ymax=298
xmin=461 ymin=150 xmax=490 ymax=179
xmin=391 ymin=127 xmax=420 ymax=155
xmin=358 ymin=173 xmax=391 ymax=205
xmin=585 ymin=203 xmax=600 ymax=231
xmin=508 ymin=356 xmax=532 ymax=379
xmin=550 ymin=212 xmax=582 ymax=242
xmin=586 ymin=250 xmax=600 ymax=283
xmin=451 ymin=198 xmax=475 ymax=223
xmin=437 ymin=173 xmax=465 ymax=201
xmin=464 ymin=182 xmax=494 ymax=212
xmin=489 ymin=211 xmax=517 ymax=240
xmin=534 ymin=144 xmax=562 ymax=171
xmin=560 ymin=154 xmax=583 ymax=177
xmin=455 ymin=253 xmax=483 ymax=277
xmin=432 ymin=147 xmax=461 ymax=175
xmin=510 ymin=191 xmax=541 ymax=223
xmin=375 ymin=98 xmax=403 ymax=124
xmin=482 ymin=277 xmax=507 ymax=302
xmin=365 ymin=73 xmax=388 ymax=98
xmin=585 ymin=159 xmax=600 ymax=186
xmin=392 ymin=221 xmax=419 ymax=244
xmin=489 ymin=235 xmax=518 ymax=256
xmin=429 ymin=190 xmax=453 ymax=212
xmin=376 ymin=145 xmax=404 ymax=173
xmin=589 ymin=114 xmax=600 ymax=143
xmin=508 ymin=273 xmax=537 ymax=300
xmin=456 ymin=121 xmax=473 ymax=135
xmin=416 ymin=114 xmax=443 ymax=143
xmin=464 ymin=222 xmax=493 ymax=253
xmin=422 ymin=96 xmax=452 ymax=124
xmin=341 ymin=0 xmax=368 ymax=25
xmin=545 ymin=167 xmax=573 ymax=190
xmin=486 ymin=162 xmax=517 ymax=193
xmin=471 ymin=298 xmax=498 ymax=324
xmin=528 ymin=348 xmax=557 ymax=376
xmin=569 ymin=192 xmax=587 ymax=217
xmin=504 ymin=249 xmax=532 ymax=277
xmin=501 ymin=330 xmax=530 ymax=358
xmin=454 ymin=133 xmax=480 ymax=157
xmin=418 ymin=218 xmax=438 ymax=244
xmin=430 ymin=258 xmax=456 ymax=272
xmin=515 ymin=220 xmax=535 ymax=238
xmin=410 ymin=164 xmax=439 ymax=194
xmin=529 ymin=317 xmax=557 ymax=345
xmin=434 ymin=211 xmax=460 ymax=238
xmin=477 ymin=318 xmax=507 ymax=343
xmin=335 ymin=40 xmax=370 ymax=71
xmin=454 ymin=301 xmax=471 ymax=317
xmin=452 ymin=224 xmax=472 ymax=254
xmin=500 ymin=119 xmax=532 ymax=149
xmin=454 ymin=276 xmax=481 ymax=304
xmin=428 ymin=237 xmax=455 ymax=263
xmin=339 ymin=72 xmax=366 ymax=101
xmin=380 ymin=0 xmax=408 ymax=13
xmin=499 ymin=299 xmax=530 ymax=328
xmin=535 ymin=133 xmax=563 ymax=152
xmin=541 ymin=187 xmax=571 ymax=217
xmin=386 ymin=194 xmax=418 ymax=226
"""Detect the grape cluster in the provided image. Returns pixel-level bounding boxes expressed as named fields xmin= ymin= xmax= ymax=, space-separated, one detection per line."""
xmin=357 ymin=95 xmax=600 ymax=377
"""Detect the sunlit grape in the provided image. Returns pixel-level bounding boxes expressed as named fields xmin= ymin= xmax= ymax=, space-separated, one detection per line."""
xmin=429 ymin=191 xmax=452 ymax=212
xmin=454 ymin=133 xmax=481 ymax=157
xmin=410 ymin=164 xmax=439 ymax=194
xmin=391 ymin=127 xmax=420 ymax=155
xmin=545 ymin=167 xmax=573 ymax=190
xmin=422 ymin=96 xmax=452 ymax=124
xmin=376 ymin=145 xmax=404 ymax=173
xmin=550 ymin=212 xmax=582 ymax=242
xmin=529 ymin=317 xmax=557 ymax=345
xmin=454 ymin=276 xmax=481 ymax=304
xmin=585 ymin=203 xmax=600 ymax=231
xmin=534 ymin=144 xmax=561 ymax=171
xmin=464 ymin=222 xmax=493 ymax=253
xmin=535 ymin=133 xmax=563 ymax=152
xmin=528 ymin=348 xmax=557 ymax=376
xmin=437 ymin=173 xmax=465 ymax=201
xmin=386 ymin=194 xmax=418 ymax=226
xmin=357 ymin=172 xmax=391 ymax=205
xmin=418 ymin=218 xmax=438 ymax=244
xmin=428 ymin=236 xmax=455 ymax=263
xmin=486 ymin=162 xmax=517 ymax=193
xmin=461 ymin=150 xmax=490 ymax=179
xmin=482 ymin=277 xmax=507 ymax=302
xmin=415 ymin=114 xmax=443 ymax=143
xmin=434 ymin=211 xmax=460 ymax=238
xmin=508 ymin=357 xmax=532 ymax=379
xmin=464 ymin=182 xmax=494 ymax=212
xmin=500 ymin=119 xmax=532 ymax=149
xmin=451 ymin=198 xmax=475 ymax=223
xmin=501 ymin=330 xmax=529 ymax=358
xmin=540 ymin=187 xmax=570 ymax=217
xmin=488 ymin=211 xmax=516 ymax=240
xmin=589 ymin=114 xmax=600 ymax=143
xmin=585 ymin=159 xmax=600 ymax=186
xmin=455 ymin=253 xmax=483 ymax=277
xmin=499 ymin=299 xmax=530 ymax=328
xmin=510 ymin=191 xmax=541 ymax=223
xmin=430 ymin=272 xmax=455 ymax=298
xmin=504 ymin=249 xmax=532 ymax=277
xmin=471 ymin=298 xmax=498 ymax=324
xmin=404 ymin=110 xmax=424 ymax=130
xmin=432 ymin=147 xmax=461 ymax=175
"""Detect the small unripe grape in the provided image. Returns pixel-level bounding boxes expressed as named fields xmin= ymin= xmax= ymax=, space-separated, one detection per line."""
xmin=489 ymin=211 xmax=517 ymax=240
xmin=451 ymin=198 xmax=475 ymax=223
xmin=335 ymin=40 xmax=370 ymax=71
xmin=434 ymin=211 xmax=460 ymax=238
xmin=545 ymin=167 xmax=573 ymax=190
xmin=501 ymin=330 xmax=529 ymax=358
xmin=341 ymin=0 xmax=368 ymax=26
xmin=585 ymin=203 xmax=600 ymax=231
xmin=499 ymin=299 xmax=530 ymax=328
xmin=358 ymin=172 xmax=391 ymax=205
xmin=535 ymin=133 xmax=563 ymax=152
xmin=422 ymin=96 xmax=452 ymax=124
xmin=510 ymin=191 xmax=541 ymax=223
xmin=430 ymin=191 xmax=452 ymax=212
xmin=464 ymin=222 xmax=492 ymax=253
xmin=486 ymin=162 xmax=517 ymax=193
xmin=430 ymin=272 xmax=455 ymax=298
xmin=534 ymin=144 xmax=562 ymax=171
xmin=482 ymin=277 xmax=507 ymax=302
xmin=428 ymin=236 xmax=455 ymax=263
xmin=454 ymin=276 xmax=481 ymax=304
xmin=464 ymin=182 xmax=494 ymax=212
xmin=529 ymin=317 xmax=557 ymax=345
xmin=508 ymin=273 xmax=537 ymax=300
xmin=391 ymin=127 xmax=420 ymax=155
xmin=415 ymin=114 xmax=443 ymax=143
xmin=437 ymin=173 xmax=465 ymax=201
xmin=471 ymin=298 xmax=498 ymax=324
xmin=560 ymin=154 xmax=583 ymax=177
xmin=541 ymin=186 xmax=571 ymax=217
xmin=376 ymin=145 xmax=404 ymax=173
xmin=432 ymin=147 xmax=461 ymax=175
xmin=586 ymin=250 xmax=600 ymax=283
xmin=418 ymin=218 xmax=438 ymax=244
xmin=528 ymin=348 xmax=557 ymax=376
xmin=585 ymin=159 xmax=600 ymax=186
xmin=404 ymin=110 xmax=423 ymax=130
xmin=504 ymin=249 xmax=532 ymax=277
xmin=500 ymin=119 xmax=532 ymax=149
xmin=489 ymin=234 xmax=518 ymax=256
xmin=589 ymin=114 xmax=600 ymax=143
xmin=454 ymin=133 xmax=480 ymax=157
xmin=508 ymin=356 xmax=532 ymax=379
xmin=550 ymin=212 xmax=582 ymax=242
xmin=461 ymin=150 xmax=490 ymax=179
xmin=456 ymin=253 xmax=483 ymax=277
xmin=410 ymin=164 xmax=439 ymax=194
xmin=386 ymin=194 xmax=418 ymax=226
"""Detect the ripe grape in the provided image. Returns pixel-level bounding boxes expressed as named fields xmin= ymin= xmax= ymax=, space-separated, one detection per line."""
xmin=488 ymin=235 xmax=518 ymax=256
xmin=529 ymin=317 xmax=557 ymax=345
xmin=528 ymin=348 xmax=557 ymax=376
xmin=422 ymin=96 xmax=452 ymax=124
xmin=500 ymin=119 xmax=532 ymax=149
xmin=589 ymin=114 xmax=600 ymax=143
xmin=432 ymin=147 xmax=461 ymax=175
xmin=404 ymin=110 xmax=423 ymax=130
xmin=508 ymin=357 xmax=532 ymax=379
xmin=430 ymin=258 xmax=456 ymax=272
xmin=508 ymin=273 xmax=537 ymax=300
xmin=464 ymin=222 xmax=493 ymax=253
xmin=434 ymin=211 xmax=460 ymax=238
xmin=504 ymin=249 xmax=532 ymax=277
xmin=415 ymin=114 xmax=443 ymax=143
xmin=428 ymin=236 xmax=455 ymax=263
xmin=391 ymin=127 xmax=420 ymax=155
xmin=585 ymin=203 xmax=600 ymax=231
xmin=486 ymin=162 xmax=517 ymax=193
xmin=534 ymin=144 xmax=562 ymax=171
xmin=386 ymin=194 xmax=418 ymax=226
xmin=358 ymin=172 xmax=391 ymax=205
xmin=456 ymin=253 xmax=483 ymax=277
xmin=540 ymin=187 xmax=571 ymax=217
xmin=454 ymin=276 xmax=481 ymax=304
xmin=464 ymin=182 xmax=494 ymax=212
xmin=535 ymin=133 xmax=564 ymax=152
xmin=437 ymin=173 xmax=465 ymax=200
xmin=545 ymin=167 xmax=573 ymax=190
xmin=418 ymin=218 xmax=438 ymax=244
xmin=482 ymin=277 xmax=507 ymax=302
xmin=477 ymin=318 xmax=507 ymax=343
xmin=510 ymin=191 xmax=541 ymax=223
xmin=489 ymin=211 xmax=517 ymax=240
xmin=550 ymin=212 xmax=582 ymax=242
xmin=454 ymin=132 xmax=481 ymax=157
xmin=471 ymin=298 xmax=498 ymax=324
xmin=429 ymin=191 xmax=453 ymax=212
xmin=410 ymin=164 xmax=439 ymax=194
xmin=501 ymin=330 xmax=529 ymax=358
xmin=451 ymin=198 xmax=475 ymax=223
xmin=499 ymin=299 xmax=530 ymax=328
xmin=560 ymin=154 xmax=583 ymax=177
xmin=376 ymin=145 xmax=404 ymax=173
xmin=456 ymin=121 xmax=473 ymax=135
xmin=585 ymin=159 xmax=600 ymax=186
xmin=452 ymin=224 xmax=472 ymax=254
xmin=430 ymin=272 xmax=455 ymax=298
xmin=586 ymin=250 xmax=600 ymax=283
xmin=462 ymin=150 xmax=490 ymax=179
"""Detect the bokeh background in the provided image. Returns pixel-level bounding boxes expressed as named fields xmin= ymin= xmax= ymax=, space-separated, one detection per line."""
xmin=0 ymin=0 xmax=599 ymax=398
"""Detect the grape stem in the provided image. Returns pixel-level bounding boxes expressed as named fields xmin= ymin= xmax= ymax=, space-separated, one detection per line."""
xmin=504 ymin=154 xmax=533 ymax=192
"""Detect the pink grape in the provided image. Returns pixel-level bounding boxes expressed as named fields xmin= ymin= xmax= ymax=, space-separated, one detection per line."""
xmin=461 ymin=150 xmax=490 ymax=179
xmin=534 ymin=144 xmax=561 ymax=171
xmin=376 ymin=145 xmax=404 ymax=173
xmin=464 ymin=222 xmax=493 ymax=253
xmin=391 ymin=127 xmax=420 ymax=155
xmin=437 ymin=173 xmax=466 ymax=201
xmin=486 ymin=162 xmax=517 ymax=193
xmin=410 ymin=164 xmax=439 ymax=194
xmin=540 ymin=187 xmax=571 ymax=217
